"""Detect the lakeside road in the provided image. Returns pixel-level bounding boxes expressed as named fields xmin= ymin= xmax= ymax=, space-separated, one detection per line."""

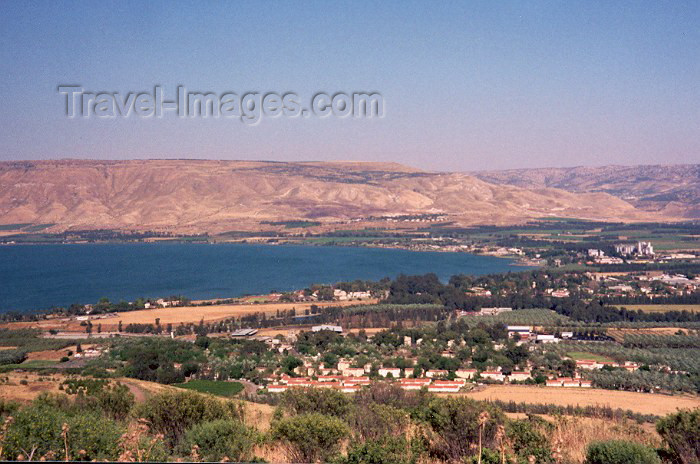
xmin=461 ymin=384 xmax=700 ymax=416
xmin=0 ymin=299 xmax=377 ymax=332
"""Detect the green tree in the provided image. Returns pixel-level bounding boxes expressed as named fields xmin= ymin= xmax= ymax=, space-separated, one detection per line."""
xmin=272 ymin=413 xmax=349 ymax=463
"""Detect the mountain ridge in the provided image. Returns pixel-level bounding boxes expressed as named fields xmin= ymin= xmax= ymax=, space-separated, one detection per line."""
xmin=0 ymin=159 xmax=686 ymax=234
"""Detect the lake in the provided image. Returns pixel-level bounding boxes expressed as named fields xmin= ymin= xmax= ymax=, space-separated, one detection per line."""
xmin=0 ymin=243 xmax=527 ymax=312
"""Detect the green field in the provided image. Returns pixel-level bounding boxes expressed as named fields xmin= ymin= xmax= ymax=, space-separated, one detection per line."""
xmin=173 ymin=380 xmax=244 ymax=397
xmin=623 ymin=304 xmax=700 ymax=313
xmin=566 ymin=351 xmax=615 ymax=362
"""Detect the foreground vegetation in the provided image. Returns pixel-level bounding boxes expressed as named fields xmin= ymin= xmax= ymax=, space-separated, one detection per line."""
xmin=0 ymin=383 xmax=697 ymax=463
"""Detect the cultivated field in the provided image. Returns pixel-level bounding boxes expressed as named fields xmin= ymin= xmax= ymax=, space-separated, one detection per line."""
xmin=101 ymin=300 xmax=374 ymax=328
xmin=463 ymin=385 xmax=700 ymax=416
xmin=1 ymin=300 xmax=376 ymax=332
xmin=622 ymin=304 xmax=700 ymax=313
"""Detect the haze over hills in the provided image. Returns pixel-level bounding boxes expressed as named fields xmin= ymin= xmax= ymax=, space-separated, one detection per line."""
xmin=473 ymin=164 xmax=700 ymax=219
xmin=0 ymin=160 xmax=685 ymax=234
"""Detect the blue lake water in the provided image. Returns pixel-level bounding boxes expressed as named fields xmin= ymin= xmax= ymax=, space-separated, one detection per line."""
xmin=0 ymin=243 xmax=527 ymax=312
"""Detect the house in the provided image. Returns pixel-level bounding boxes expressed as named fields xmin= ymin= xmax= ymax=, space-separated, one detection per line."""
xmin=545 ymin=379 xmax=562 ymax=387
xmin=507 ymin=370 xmax=531 ymax=382
xmin=337 ymin=359 xmax=352 ymax=371
xmin=230 ymin=328 xmax=259 ymax=337
xmin=311 ymin=381 xmax=341 ymax=389
xmin=480 ymin=371 xmax=505 ymax=382
xmin=575 ymin=360 xmax=597 ymax=370
xmin=535 ymin=334 xmax=559 ymax=344
xmin=426 ymin=369 xmax=448 ymax=378
xmin=479 ymin=307 xmax=512 ymax=316
xmin=312 ymin=325 xmax=342 ymax=333
xmin=622 ymin=361 xmax=640 ymax=372
xmin=579 ymin=380 xmax=592 ymax=388
xmin=399 ymin=378 xmax=431 ymax=391
xmin=427 ymin=381 xmax=463 ymax=393
xmin=507 ymin=326 xmax=532 ymax=338
xmin=338 ymin=385 xmax=360 ymax=393
xmin=455 ymin=368 xmax=477 ymax=379
xmin=267 ymin=384 xmax=288 ymax=393
xmin=550 ymin=289 xmax=570 ymax=298
xmin=378 ymin=367 xmax=402 ymax=378
xmin=562 ymin=378 xmax=580 ymax=387
xmin=343 ymin=376 xmax=370 ymax=385
xmin=341 ymin=367 xmax=366 ymax=377
xmin=317 ymin=375 xmax=343 ymax=382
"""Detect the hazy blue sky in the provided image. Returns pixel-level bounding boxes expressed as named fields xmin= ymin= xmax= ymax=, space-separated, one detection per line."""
xmin=0 ymin=1 xmax=698 ymax=171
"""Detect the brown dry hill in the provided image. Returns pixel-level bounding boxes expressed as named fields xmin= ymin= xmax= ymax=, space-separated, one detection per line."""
xmin=0 ymin=159 xmax=677 ymax=234
xmin=473 ymin=164 xmax=700 ymax=218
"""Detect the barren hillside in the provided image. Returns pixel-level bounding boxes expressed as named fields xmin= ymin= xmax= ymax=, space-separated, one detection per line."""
xmin=473 ymin=164 xmax=700 ymax=218
xmin=0 ymin=160 xmax=676 ymax=233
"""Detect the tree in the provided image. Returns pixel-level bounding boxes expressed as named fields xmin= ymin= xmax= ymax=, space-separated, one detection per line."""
xmin=272 ymin=413 xmax=349 ymax=463
xmin=180 ymin=419 xmax=257 ymax=462
xmin=656 ymin=409 xmax=700 ymax=464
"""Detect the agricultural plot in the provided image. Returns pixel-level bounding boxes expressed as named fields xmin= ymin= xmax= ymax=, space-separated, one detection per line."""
xmin=173 ymin=379 xmax=244 ymax=397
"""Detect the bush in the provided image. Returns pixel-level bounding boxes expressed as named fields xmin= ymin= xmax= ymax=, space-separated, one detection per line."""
xmin=585 ymin=440 xmax=660 ymax=464
xmin=134 ymin=390 xmax=244 ymax=447
xmin=417 ymin=396 xmax=505 ymax=462
xmin=2 ymin=403 xmax=123 ymax=461
xmin=180 ymin=419 xmax=257 ymax=461
xmin=344 ymin=435 xmax=412 ymax=464
xmin=349 ymin=403 xmax=408 ymax=441
xmin=272 ymin=412 xmax=349 ymax=463
xmin=95 ymin=383 xmax=135 ymax=421
xmin=656 ymin=409 xmax=700 ymax=464
xmin=280 ymin=387 xmax=351 ymax=417
xmin=0 ymin=349 xmax=27 ymax=366
xmin=506 ymin=418 xmax=553 ymax=463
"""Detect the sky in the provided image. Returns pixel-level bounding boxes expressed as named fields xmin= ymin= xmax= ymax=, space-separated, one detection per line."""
xmin=0 ymin=1 xmax=698 ymax=171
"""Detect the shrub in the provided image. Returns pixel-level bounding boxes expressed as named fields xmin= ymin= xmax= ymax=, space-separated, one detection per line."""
xmin=585 ymin=440 xmax=660 ymax=464
xmin=344 ymin=435 xmax=412 ymax=464
xmin=2 ymin=403 xmax=123 ymax=461
xmin=272 ymin=412 xmax=349 ymax=463
xmin=180 ymin=419 xmax=257 ymax=461
xmin=280 ymin=387 xmax=351 ymax=417
xmin=95 ymin=383 xmax=135 ymax=421
xmin=416 ymin=396 xmax=505 ymax=462
xmin=349 ymin=403 xmax=408 ymax=441
xmin=656 ymin=408 xmax=700 ymax=464
xmin=506 ymin=418 xmax=553 ymax=463
xmin=134 ymin=390 xmax=244 ymax=447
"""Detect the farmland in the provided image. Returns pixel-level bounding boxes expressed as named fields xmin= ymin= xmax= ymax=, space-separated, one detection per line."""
xmin=173 ymin=379 xmax=244 ymax=397
xmin=464 ymin=384 xmax=700 ymax=416
xmin=623 ymin=304 xmax=700 ymax=313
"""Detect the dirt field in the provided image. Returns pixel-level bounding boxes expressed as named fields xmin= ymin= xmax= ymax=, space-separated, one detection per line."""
xmin=463 ymin=385 xmax=700 ymax=416
xmin=0 ymin=372 xmax=66 ymax=403
xmin=1 ymin=300 xmax=377 ymax=333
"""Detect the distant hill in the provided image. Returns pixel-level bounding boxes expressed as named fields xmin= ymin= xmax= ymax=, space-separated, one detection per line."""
xmin=0 ymin=160 xmax=678 ymax=234
xmin=473 ymin=164 xmax=700 ymax=219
